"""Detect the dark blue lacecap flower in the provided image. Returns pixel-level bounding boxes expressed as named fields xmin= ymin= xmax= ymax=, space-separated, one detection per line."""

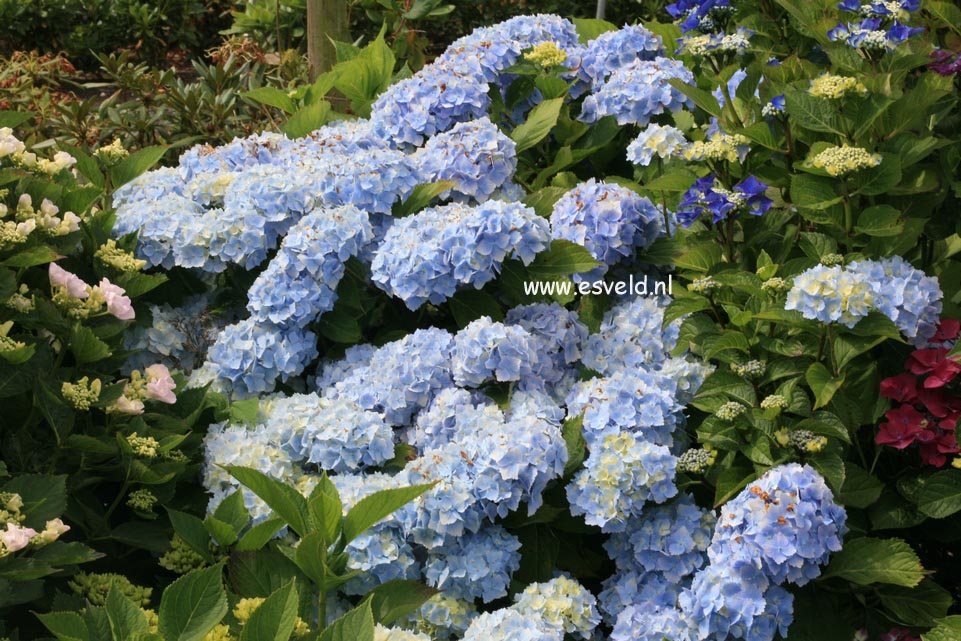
xmin=666 ymin=0 xmax=732 ymax=33
xmin=828 ymin=17 xmax=924 ymax=50
xmin=676 ymin=175 xmax=772 ymax=227
xmin=837 ymin=0 xmax=862 ymax=10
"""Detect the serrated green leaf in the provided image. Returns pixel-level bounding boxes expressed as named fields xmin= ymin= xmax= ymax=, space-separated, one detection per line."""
xmin=317 ymin=601 xmax=375 ymax=641
xmin=110 ymin=146 xmax=167 ymax=188
xmin=158 ymin=565 xmax=228 ymax=641
xmin=806 ymin=363 xmax=844 ymax=410
xmin=238 ymin=580 xmax=299 ymax=641
xmin=878 ymin=580 xmax=952 ymax=628
xmin=343 ymin=483 xmax=435 ymax=543
xmin=235 ymin=517 xmax=286 ymax=552
xmin=822 ymin=537 xmax=924 ymax=587
xmin=527 ymin=240 xmax=601 ymax=277
xmin=36 ymin=611 xmax=90 ymax=641
xmin=916 ymin=470 xmax=961 ymax=519
xmin=511 ymin=98 xmax=564 ymax=153
xmin=225 ymin=466 xmax=310 ymax=537
xmin=106 ymin=583 xmax=148 ymax=641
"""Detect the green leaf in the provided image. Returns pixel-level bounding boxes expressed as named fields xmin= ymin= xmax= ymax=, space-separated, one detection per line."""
xmin=0 ymin=245 xmax=61 ymax=267
xmin=511 ymin=98 xmax=564 ymax=153
xmin=110 ymin=146 xmax=167 ymax=188
xmin=106 ymin=583 xmax=148 ymax=641
xmin=855 ymin=204 xmax=903 ymax=237
xmin=225 ymin=466 xmax=310 ymax=537
xmin=527 ymin=240 xmax=601 ymax=277
xmin=392 ymin=181 xmax=457 ymax=217
xmin=236 ymin=517 xmax=286 ymax=552
xmin=36 ymin=611 xmax=90 ymax=641
xmin=212 ymin=491 xmax=249 ymax=535
xmin=878 ymin=580 xmax=952 ymax=628
xmin=916 ymin=469 xmax=961 ymax=519
xmin=790 ymin=174 xmax=842 ymax=210
xmin=158 ymin=565 xmax=228 ymax=641
xmin=805 ymin=363 xmax=844 ymax=410
xmin=923 ymin=616 xmax=961 ymax=641
xmin=822 ymin=537 xmax=924 ymax=587
xmin=562 ymin=413 xmax=586 ymax=477
xmin=308 ymin=477 xmax=342 ymax=543
xmin=343 ymin=483 xmax=436 ymax=543
xmin=573 ymin=18 xmax=618 ymax=43
xmin=238 ymin=580 xmax=299 ymax=641
xmin=318 ymin=309 xmax=362 ymax=344
xmin=204 ymin=516 xmax=238 ymax=548
xmin=366 ymin=580 xmax=438 ymax=627
xmin=0 ymin=342 xmax=35 ymax=365
xmin=228 ymin=399 xmax=260 ymax=426
xmin=674 ymin=243 xmax=723 ymax=272
xmin=32 ymin=541 xmax=102 ymax=567
xmin=317 ymin=601 xmax=375 ymax=641
xmin=701 ymin=331 xmax=750 ymax=361
xmin=838 ymin=463 xmax=883 ymax=508
xmin=283 ymin=101 xmax=333 ymax=139
xmin=243 ymin=87 xmax=297 ymax=114
xmin=0 ymin=111 xmax=33 ymax=129
xmin=851 ymin=155 xmax=902 ymax=196
xmin=449 ymin=290 xmax=504 ymax=328
xmin=667 ymin=80 xmax=722 ymax=118
xmin=167 ymin=509 xmax=215 ymax=563
xmin=926 ymin=1 xmax=961 ymax=34
xmin=70 ymin=325 xmax=112 ymax=364
xmin=784 ymin=87 xmax=844 ymax=135
xmin=522 ymin=186 xmax=567 ymax=218
xmin=3 ymin=474 xmax=66 ymax=529
xmin=293 ymin=532 xmax=329 ymax=585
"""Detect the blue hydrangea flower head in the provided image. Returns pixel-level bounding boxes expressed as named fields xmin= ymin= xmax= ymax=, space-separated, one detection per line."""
xmin=679 ymin=563 xmax=773 ymax=641
xmin=550 ymin=179 xmax=665 ymax=282
xmin=512 ymin=575 xmax=601 ymax=639
xmin=424 ymin=525 xmax=522 ymax=602
xmin=577 ymin=25 xmax=664 ymax=90
xmin=414 ymin=117 xmax=517 ymax=203
xmin=371 ymin=201 xmax=549 ymax=310
xmin=708 ymin=463 xmax=847 ymax=586
xmin=580 ymin=58 xmax=694 ymax=126
xmin=266 ymin=393 xmax=394 ymax=473
xmin=462 ymin=609 xmax=563 ymax=641
xmin=848 ymin=256 xmax=942 ymax=345
xmin=784 ymin=264 xmax=875 ymax=328
xmin=323 ymin=328 xmax=454 ymax=426
xmin=451 ymin=317 xmax=549 ymax=388
xmin=205 ymin=319 xmax=318 ymax=398
xmin=567 ymin=432 xmax=677 ymax=532
xmin=604 ymin=494 xmax=715 ymax=581
xmin=612 ymin=605 xmax=693 ymax=641
xmin=247 ymin=205 xmax=373 ymax=329
xmin=676 ymin=175 xmax=772 ymax=227
xmin=627 ymin=124 xmax=687 ymax=166
xmin=565 ymin=370 xmax=683 ymax=448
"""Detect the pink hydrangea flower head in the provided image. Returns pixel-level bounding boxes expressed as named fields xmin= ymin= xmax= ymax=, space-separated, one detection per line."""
xmin=97 ymin=278 xmax=135 ymax=321
xmin=144 ymin=363 xmax=177 ymax=404
xmin=49 ymin=263 xmax=89 ymax=299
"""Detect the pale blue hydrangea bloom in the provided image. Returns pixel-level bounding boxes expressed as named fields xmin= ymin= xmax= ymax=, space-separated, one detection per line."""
xmin=314 ymin=344 xmax=377 ymax=391
xmin=177 ymin=132 xmax=286 ymax=182
xmin=848 ymin=256 xmax=942 ymax=345
xmin=512 ymin=576 xmax=601 ymax=639
xmin=205 ymin=319 xmax=318 ymax=398
xmin=461 ymin=608 xmax=563 ymax=641
xmin=323 ymin=328 xmax=454 ymax=426
xmin=203 ymin=422 xmax=296 ymax=524
xmin=451 ymin=317 xmax=549 ymax=388
xmin=581 ymin=297 xmax=680 ymax=374
xmin=414 ymin=117 xmax=517 ymax=203
xmin=442 ymin=14 xmax=580 ymax=84
xmin=550 ymin=179 xmax=664 ymax=282
xmin=604 ymin=494 xmax=715 ymax=582
xmin=113 ymin=166 xmax=184 ymax=206
xmin=784 ymin=264 xmax=875 ymax=327
xmin=331 ymin=472 xmax=421 ymax=595
xmin=369 ymin=57 xmax=491 ymax=147
xmin=577 ymin=25 xmax=665 ymax=90
xmin=598 ymin=570 xmax=684 ymax=624
xmin=371 ymin=201 xmax=549 ymax=310
xmin=246 ymin=205 xmax=374 ymax=328
xmin=567 ymin=432 xmax=677 ymax=532
xmin=612 ymin=605 xmax=694 ymax=641
xmin=407 ymin=387 xmax=502 ymax=452
xmin=113 ymin=194 xmax=200 ymax=268
xmin=424 ymin=525 xmax=522 ymax=602
xmin=627 ymin=123 xmax=687 ymax=166
xmin=505 ymin=302 xmax=589 ymax=365
xmin=124 ymin=293 xmax=232 ymax=374
xmin=565 ymin=370 xmax=684 ymax=448
xmin=411 ymin=594 xmax=479 ymax=640
xmin=265 ymin=393 xmax=394 ymax=473
xmin=400 ymin=414 xmax=566 ymax=546
xmin=506 ymin=388 xmax=566 ymax=427
xmin=708 ymin=463 xmax=847 ymax=586
xmin=374 ymin=625 xmax=432 ymax=641
xmin=679 ymin=563 xmax=771 ymax=641
xmin=580 ymin=57 xmax=694 ymax=126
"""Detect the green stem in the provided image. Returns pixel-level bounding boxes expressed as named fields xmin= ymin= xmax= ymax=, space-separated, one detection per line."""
xmin=318 ymin=588 xmax=327 ymax=630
